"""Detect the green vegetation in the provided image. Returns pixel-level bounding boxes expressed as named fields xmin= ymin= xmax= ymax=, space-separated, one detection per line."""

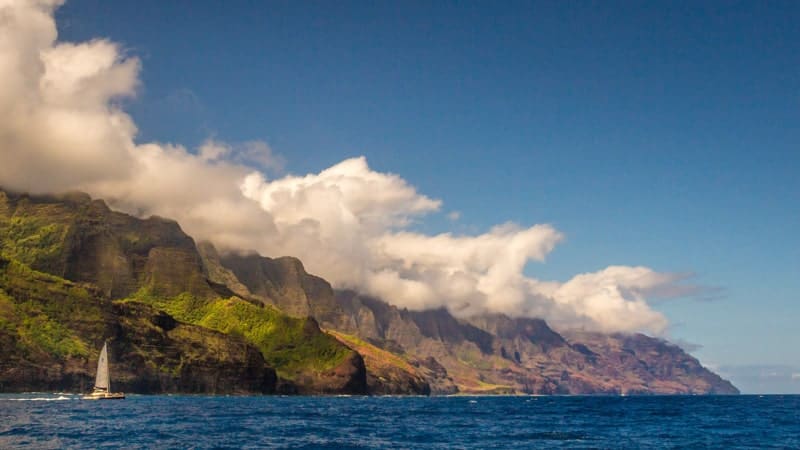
xmin=0 ymin=258 xmax=103 ymax=325
xmin=0 ymin=259 xmax=91 ymax=358
xmin=0 ymin=289 xmax=16 ymax=333
xmin=126 ymin=289 xmax=352 ymax=378
xmin=17 ymin=313 xmax=89 ymax=357
xmin=0 ymin=216 xmax=70 ymax=271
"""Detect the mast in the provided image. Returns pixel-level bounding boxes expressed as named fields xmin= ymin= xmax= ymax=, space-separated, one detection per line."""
xmin=94 ymin=341 xmax=110 ymax=392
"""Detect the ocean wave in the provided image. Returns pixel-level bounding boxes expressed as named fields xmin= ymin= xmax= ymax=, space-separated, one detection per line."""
xmin=6 ymin=395 xmax=76 ymax=401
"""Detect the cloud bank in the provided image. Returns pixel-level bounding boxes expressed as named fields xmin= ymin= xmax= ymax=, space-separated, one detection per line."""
xmin=0 ymin=0 xmax=697 ymax=334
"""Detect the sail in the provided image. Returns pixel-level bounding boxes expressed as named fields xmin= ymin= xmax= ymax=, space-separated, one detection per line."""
xmin=94 ymin=342 xmax=110 ymax=391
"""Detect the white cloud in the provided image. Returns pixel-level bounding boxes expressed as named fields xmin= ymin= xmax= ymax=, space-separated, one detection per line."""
xmin=0 ymin=0 xmax=138 ymax=192
xmin=0 ymin=0 xmax=691 ymax=334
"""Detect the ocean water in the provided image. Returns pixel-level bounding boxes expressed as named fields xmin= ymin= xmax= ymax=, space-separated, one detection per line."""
xmin=1 ymin=394 xmax=798 ymax=449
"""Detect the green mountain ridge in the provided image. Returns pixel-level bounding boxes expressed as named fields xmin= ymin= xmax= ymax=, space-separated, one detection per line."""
xmin=0 ymin=189 xmax=365 ymax=394
xmin=0 ymin=189 xmax=738 ymax=395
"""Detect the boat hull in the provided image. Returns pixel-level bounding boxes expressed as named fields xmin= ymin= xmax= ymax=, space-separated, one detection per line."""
xmin=82 ymin=392 xmax=126 ymax=400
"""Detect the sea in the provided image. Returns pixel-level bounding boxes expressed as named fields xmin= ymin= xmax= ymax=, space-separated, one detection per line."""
xmin=1 ymin=394 xmax=798 ymax=449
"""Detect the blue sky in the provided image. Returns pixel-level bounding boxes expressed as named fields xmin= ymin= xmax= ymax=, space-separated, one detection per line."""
xmin=53 ymin=0 xmax=799 ymax=393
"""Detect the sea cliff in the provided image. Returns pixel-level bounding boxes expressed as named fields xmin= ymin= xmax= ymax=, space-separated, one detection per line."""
xmin=0 ymin=190 xmax=737 ymax=395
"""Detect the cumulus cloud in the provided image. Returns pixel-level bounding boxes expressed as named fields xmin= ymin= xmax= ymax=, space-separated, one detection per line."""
xmin=0 ymin=0 xmax=138 ymax=192
xmin=0 ymin=0 xmax=696 ymax=334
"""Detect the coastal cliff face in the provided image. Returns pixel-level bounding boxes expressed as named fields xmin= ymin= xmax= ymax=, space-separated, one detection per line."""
xmin=0 ymin=190 xmax=365 ymax=395
xmin=205 ymin=244 xmax=737 ymax=395
xmin=329 ymin=292 xmax=738 ymax=395
xmin=199 ymin=246 xmax=430 ymax=395
xmin=0 ymin=256 xmax=275 ymax=394
xmin=561 ymin=331 xmax=737 ymax=395
xmin=0 ymin=191 xmax=214 ymax=300
xmin=0 ymin=189 xmax=738 ymax=396
xmin=201 ymin=246 xmax=354 ymax=332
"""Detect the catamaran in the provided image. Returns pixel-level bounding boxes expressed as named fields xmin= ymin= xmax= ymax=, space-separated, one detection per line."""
xmin=83 ymin=341 xmax=125 ymax=400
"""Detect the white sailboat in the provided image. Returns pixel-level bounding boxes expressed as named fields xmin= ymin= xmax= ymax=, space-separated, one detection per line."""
xmin=83 ymin=341 xmax=125 ymax=400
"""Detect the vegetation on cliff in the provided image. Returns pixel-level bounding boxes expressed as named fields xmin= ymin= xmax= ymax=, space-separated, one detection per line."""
xmin=0 ymin=190 xmax=364 ymax=394
xmin=0 ymin=255 xmax=276 ymax=393
xmin=127 ymin=289 xmax=354 ymax=380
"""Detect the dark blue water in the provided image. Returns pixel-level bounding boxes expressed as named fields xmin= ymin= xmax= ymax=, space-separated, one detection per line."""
xmin=1 ymin=395 xmax=798 ymax=449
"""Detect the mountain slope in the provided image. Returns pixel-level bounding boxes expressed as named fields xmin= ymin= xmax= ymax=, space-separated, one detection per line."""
xmin=201 ymin=246 xmax=431 ymax=394
xmin=0 ymin=256 xmax=276 ymax=393
xmin=333 ymin=291 xmax=738 ymax=394
xmin=204 ymin=247 xmax=354 ymax=330
xmin=0 ymin=189 xmax=738 ymax=395
xmin=0 ymin=190 xmax=365 ymax=394
xmin=204 ymin=241 xmax=737 ymax=395
xmin=0 ymin=190 xmax=214 ymax=299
